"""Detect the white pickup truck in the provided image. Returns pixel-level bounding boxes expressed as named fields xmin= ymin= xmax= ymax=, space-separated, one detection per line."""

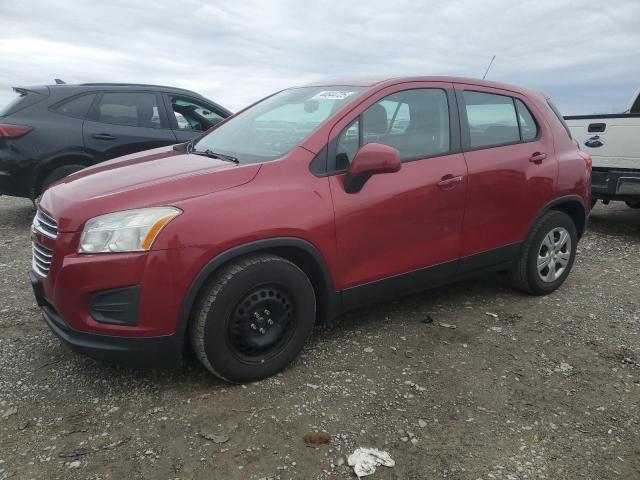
xmin=564 ymin=88 xmax=640 ymax=208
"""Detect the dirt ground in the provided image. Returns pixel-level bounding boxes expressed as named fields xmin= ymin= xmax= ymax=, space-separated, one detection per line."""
xmin=0 ymin=196 xmax=638 ymax=480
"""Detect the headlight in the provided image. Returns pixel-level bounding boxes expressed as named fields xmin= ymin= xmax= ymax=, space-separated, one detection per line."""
xmin=78 ymin=207 xmax=181 ymax=253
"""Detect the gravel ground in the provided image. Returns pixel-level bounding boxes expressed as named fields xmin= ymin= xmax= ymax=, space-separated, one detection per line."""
xmin=0 ymin=196 xmax=638 ymax=480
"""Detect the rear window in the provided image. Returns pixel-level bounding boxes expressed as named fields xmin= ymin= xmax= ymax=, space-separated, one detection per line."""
xmin=0 ymin=88 xmax=49 ymax=117
xmin=547 ymin=100 xmax=572 ymax=139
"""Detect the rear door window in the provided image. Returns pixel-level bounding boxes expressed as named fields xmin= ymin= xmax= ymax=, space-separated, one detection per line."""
xmin=463 ymin=91 xmax=520 ymax=148
xmin=52 ymin=94 xmax=95 ymax=119
xmin=93 ymin=92 xmax=162 ymax=128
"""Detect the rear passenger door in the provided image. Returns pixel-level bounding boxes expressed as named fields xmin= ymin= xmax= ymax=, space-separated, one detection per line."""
xmin=83 ymin=91 xmax=177 ymax=161
xmin=163 ymin=94 xmax=227 ymax=143
xmin=454 ymin=84 xmax=557 ymax=271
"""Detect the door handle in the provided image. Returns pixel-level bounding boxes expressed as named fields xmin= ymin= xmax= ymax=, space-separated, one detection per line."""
xmin=92 ymin=133 xmax=116 ymax=141
xmin=588 ymin=123 xmax=606 ymax=133
xmin=437 ymin=174 xmax=464 ymax=189
xmin=529 ymin=152 xmax=547 ymax=164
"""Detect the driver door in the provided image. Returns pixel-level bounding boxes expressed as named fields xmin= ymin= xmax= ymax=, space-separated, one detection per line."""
xmin=326 ymin=82 xmax=468 ymax=305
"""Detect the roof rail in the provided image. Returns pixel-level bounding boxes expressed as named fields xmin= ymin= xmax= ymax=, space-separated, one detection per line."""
xmin=79 ymin=83 xmax=199 ymax=95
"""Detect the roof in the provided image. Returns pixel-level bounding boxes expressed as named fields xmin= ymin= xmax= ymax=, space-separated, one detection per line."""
xmin=300 ymin=76 xmax=543 ymax=98
xmin=40 ymin=83 xmax=201 ymax=96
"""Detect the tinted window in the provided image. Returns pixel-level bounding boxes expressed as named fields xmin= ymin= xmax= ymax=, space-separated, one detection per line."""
xmin=95 ymin=92 xmax=161 ymax=128
xmin=631 ymin=94 xmax=640 ymax=114
xmin=52 ymin=94 xmax=95 ymax=119
xmin=547 ymin=99 xmax=572 ymax=139
xmin=0 ymin=92 xmax=27 ymax=117
xmin=463 ymin=91 xmax=519 ymax=148
xmin=0 ymin=89 xmax=47 ymax=117
xmin=168 ymin=96 xmax=225 ymax=131
xmin=515 ymin=99 xmax=539 ymax=141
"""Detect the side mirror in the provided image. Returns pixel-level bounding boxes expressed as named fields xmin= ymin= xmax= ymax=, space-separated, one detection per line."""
xmin=344 ymin=142 xmax=401 ymax=193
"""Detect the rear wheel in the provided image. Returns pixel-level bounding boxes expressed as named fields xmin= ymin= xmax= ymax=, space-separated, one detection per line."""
xmin=190 ymin=254 xmax=316 ymax=383
xmin=511 ymin=211 xmax=577 ymax=295
xmin=625 ymin=201 xmax=640 ymax=209
xmin=40 ymin=164 xmax=85 ymax=194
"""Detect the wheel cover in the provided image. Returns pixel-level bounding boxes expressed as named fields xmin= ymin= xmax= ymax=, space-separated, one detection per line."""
xmin=537 ymin=227 xmax=572 ymax=283
xmin=227 ymin=285 xmax=296 ymax=363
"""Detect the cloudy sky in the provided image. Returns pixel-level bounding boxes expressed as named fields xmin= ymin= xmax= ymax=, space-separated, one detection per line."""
xmin=1 ymin=0 xmax=639 ymax=115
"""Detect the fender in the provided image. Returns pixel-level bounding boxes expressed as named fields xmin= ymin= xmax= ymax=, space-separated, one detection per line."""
xmin=529 ymin=194 xmax=588 ymax=238
xmin=174 ymin=237 xmax=339 ymax=344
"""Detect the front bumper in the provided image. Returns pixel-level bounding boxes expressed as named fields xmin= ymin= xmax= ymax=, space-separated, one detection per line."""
xmin=30 ymin=271 xmax=183 ymax=368
xmin=592 ymin=168 xmax=640 ymax=201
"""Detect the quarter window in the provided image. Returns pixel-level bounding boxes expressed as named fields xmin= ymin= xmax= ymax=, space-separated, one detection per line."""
xmin=52 ymin=94 xmax=95 ymax=119
xmin=547 ymin=99 xmax=572 ymax=139
xmin=94 ymin=92 xmax=161 ymax=128
xmin=168 ymin=96 xmax=225 ymax=131
xmin=336 ymin=88 xmax=450 ymax=166
xmin=463 ymin=91 xmax=520 ymax=148
xmin=336 ymin=118 xmax=359 ymax=170
xmin=515 ymin=99 xmax=539 ymax=141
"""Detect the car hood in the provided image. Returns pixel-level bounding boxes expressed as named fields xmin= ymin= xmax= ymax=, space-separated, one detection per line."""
xmin=39 ymin=146 xmax=261 ymax=232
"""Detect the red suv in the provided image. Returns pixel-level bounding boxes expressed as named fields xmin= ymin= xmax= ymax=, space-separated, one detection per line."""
xmin=30 ymin=77 xmax=591 ymax=382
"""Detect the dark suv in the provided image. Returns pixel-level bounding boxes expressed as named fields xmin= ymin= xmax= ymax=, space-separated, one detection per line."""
xmin=0 ymin=83 xmax=231 ymax=199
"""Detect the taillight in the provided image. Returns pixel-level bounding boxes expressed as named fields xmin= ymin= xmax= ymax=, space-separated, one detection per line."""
xmin=0 ymin=124 xmax=33 ymax=138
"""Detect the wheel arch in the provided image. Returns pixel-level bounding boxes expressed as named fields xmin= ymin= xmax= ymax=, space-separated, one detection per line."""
xmin=33 ymin=152 xmax=94 ymax=198
xmin=175 ymin=237 xmax=339 ymax=347
xmin=542 ymin=195 xmax=588 ymax=238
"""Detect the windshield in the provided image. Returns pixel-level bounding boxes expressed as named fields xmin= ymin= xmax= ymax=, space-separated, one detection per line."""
xmin=193 ymin=86 xmax=364 ymax=163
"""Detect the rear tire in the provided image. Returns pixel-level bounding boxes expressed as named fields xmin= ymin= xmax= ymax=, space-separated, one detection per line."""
xmin=510 ymin=211 xmax=577 ymax=295
xmin=190 ymin=254 xmax=316 ymax=383
xmin=40 ymin=164 xmax=86 ymax=194
xmin=625 ymin=201 xmax=640 ymax=209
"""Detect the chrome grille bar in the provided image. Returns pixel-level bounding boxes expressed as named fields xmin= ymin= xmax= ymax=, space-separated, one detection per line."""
xmin=33 ymin=209 xmax=58 ymax=239
xmin=32 ymin=241 xmax=53 ymax=277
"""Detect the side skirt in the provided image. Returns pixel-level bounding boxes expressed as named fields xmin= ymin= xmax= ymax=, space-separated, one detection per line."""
xmin=338 ymin=242 xmax=522 ymax=313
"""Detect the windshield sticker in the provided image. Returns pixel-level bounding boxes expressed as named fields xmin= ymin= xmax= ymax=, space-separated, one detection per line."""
xmin=311 ymin=91 xmax=356 ymax=101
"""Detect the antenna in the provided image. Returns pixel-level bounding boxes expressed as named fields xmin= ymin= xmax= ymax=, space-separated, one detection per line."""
xmin=482 ymin=55 xmax=496 ymax=80
xmin=54 ymin=78 xmax=66 ymax=85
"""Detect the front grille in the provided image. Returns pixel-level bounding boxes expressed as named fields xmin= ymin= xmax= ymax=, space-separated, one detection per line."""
xmin=32 ymin=241 xmax=53 ymax=277
xmin=32 ymin=209 xmax=58 ymax=239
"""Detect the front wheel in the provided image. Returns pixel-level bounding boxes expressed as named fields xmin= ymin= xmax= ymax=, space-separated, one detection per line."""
xmin=625 ymin=201 xmax=640 ymax=209
xmin=189 ymin=254 xmax=316 ymax=383
xmin=510 ymin=211 xmax=578 ymax=295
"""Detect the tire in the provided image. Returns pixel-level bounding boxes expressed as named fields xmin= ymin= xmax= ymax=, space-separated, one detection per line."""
xmin=625 ymin=201 xmax=640 ymax=209
xmin=190 ymin=254 xmax=316 ymax=383
xmin=40 ymin=164 xmax=86 ymax=194
xmin=510 ymin=211 xmax=577 ymax=296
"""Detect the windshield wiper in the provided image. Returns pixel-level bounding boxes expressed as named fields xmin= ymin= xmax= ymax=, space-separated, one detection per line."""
xmin=191 ymin=148 xmax=239 ymax=164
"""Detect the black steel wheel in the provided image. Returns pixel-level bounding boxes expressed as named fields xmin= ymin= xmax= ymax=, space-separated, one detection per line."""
xmin=227 ymin=285 xmax=296 ymax=363
xmin=190 ymin=254 xmax=316 ymax=383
